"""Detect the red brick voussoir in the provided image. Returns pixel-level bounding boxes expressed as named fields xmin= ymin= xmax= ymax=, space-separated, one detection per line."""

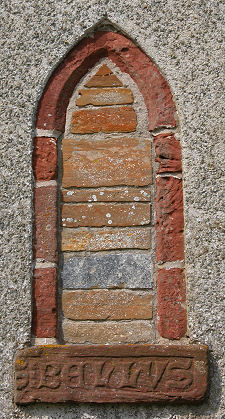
xmin=36 ymin=31 xmax=176 ymax=132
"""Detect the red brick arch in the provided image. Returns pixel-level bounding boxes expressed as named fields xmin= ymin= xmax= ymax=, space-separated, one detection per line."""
xmin=33 ymin=30 xmax=186 ymax=342
xmin=36 ymin=31 xmax=176 ymax=132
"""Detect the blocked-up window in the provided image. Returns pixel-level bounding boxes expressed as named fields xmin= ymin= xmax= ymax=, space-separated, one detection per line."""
xmin=14 ymin=30 xmax=207 ymax=406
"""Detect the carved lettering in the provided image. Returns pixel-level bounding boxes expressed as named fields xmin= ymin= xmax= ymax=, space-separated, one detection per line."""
xmin=164 ymin=359 xmax=193 ymax=390
xmin=37 ymin=362 xmax=61 ymax=389
xmin=14 ymin=345 xmax=208 ymax=404
xmin=63 ymin=362 xmax=85 ymax=388
xmin=15 ymin=360 xmax=29 ymax=390
xmin=93 ymin=361 xmax=115 ymax=387
xmin=117 ymin=360 xmax=168 ymax=390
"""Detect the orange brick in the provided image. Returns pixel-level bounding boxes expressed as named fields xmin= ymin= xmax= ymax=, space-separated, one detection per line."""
xmin=62 ymin=138 xmax=151 ymax=188
xmin=62 ymin=290 xmax=152 ymax=320
xmin=76 ymin=88 xmax=133 ymax=106
xmin=71 ymin=107 xmax=136 ymax=134
xmin=85 ymin=65 xmax=123 ymax=87
xmin=61 ymin=203 xmax=150 ymax=227
xmin=62 ymin=188 xmax=151 ymax=202
xmin=61 ymin=228 xmax=151 ymax=251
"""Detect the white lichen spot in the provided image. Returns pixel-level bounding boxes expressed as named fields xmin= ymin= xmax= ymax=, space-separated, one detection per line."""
xmin=129 ymin=212 xmax=134 ymax=216
xmin=82 ymin=216 xmax=86 ymax=219
xmin=108 ymin=220 xmax=112 ymax=224
xmin=92 ymin=195 xmax=97 ymax=201
xmin=66 ymin=218 xmax=73 ymax=222
xmin=134 ymin=197 xmax=140 ymax=201
xmin=106 ymin=213 xmax=111 ymax=218
xmin=100 ymin=191 xmax=104 ymax=195
xmin=67 ymin=191 xmax=74 ymax=196
xmin=140 ymin=190 xmax=148 ymax=196
xmin=132 ymin=205 xmax=136 ymax=209
xmin=62 ymin=218 xmax=65 ymax=222
xmin=88 ymin=199 xmax=92 ymax=202
xmin=88 ymin=204 xmax=93 ymax=208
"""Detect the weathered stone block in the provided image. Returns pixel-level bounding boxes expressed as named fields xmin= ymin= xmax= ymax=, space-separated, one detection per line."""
xmin=32 ymin=268 xmax=57 ymax=338
xmin=33 ymin=137 xmax=57 ymax=181
xmin=85 ymin=64 xmax=123 ymax=87
xmin=15 ymin=345 xmax=208 ymax=404
xmin=61 ymin=202 xmax=150 ymax=227
xmin=154 ymin=133 xmax=182 ymax=173
xmin=62 ymin=290 xmax=152 ymax=320
xmin=76 ymin=88 xmax=133 ymax=106
xmin=33 ymin=186 xmax=57 ymax=262
xmin=155 ymin=177 xmax=184 ymax=262
xmin=157 ymin=268 xmax=187 ymax=339
xmin=71 ymin=107 xmax=136 ymax=133
xmin=62 ymin=138 xmax=151 ymax=188
xmin=62 ymin=252 xmax=152 ymax=289
xmin=63 ymin=320 xmax=154 ymax=344
xmin=61 ymin=187 xmax=150 ymax=202
xmin=61 ymin=228 xmax=151 ymax=251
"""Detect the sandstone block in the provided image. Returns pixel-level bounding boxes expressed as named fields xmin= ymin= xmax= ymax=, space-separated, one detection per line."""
xmin=62 ymin=252 xmax=152 ymax=289
xmin=61 ymin=203 xmax=150 ymax=227
xmin=157 ymin=268 xmax=187 ymax=339
xmin=15 ymin=344 xmax=208 ymax=404
xmin=61 ymin=228 xmax=151 ymax=251
xmin=61 ymin=187 xmax=150 ymax=202
xmin=32 ymin=268 xmax=57 ymax=338
xmin=76 ymin=88 xmax=133 ymax=106
xmin=85 ymin=64 xmax=123 ymax=87
xmin=62 ymin=138 xmax=151 ymax=188
xmin=63 ymin=320 xmax=154 ymax=344
xmin=71 ymin=107 xmax=136 ymax=134
xmin=62 ymin=290 xmax=152 ymax=320
xmin=33 ymin=137 xmax=57 ymax=181
xmin=155 ymin=177 xmax=184 ymax=262
xmin=154 ymin=133 xmax=182 ymax=173
xmin=33 ymin=186 xmax=57 ymax=262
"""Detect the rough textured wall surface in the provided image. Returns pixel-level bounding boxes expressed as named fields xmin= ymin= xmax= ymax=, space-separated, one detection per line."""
xmin=0 ymin=0 xmax=224 ymax=417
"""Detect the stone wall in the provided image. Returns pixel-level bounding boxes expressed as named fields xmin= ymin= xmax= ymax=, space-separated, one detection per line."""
xmin=1 ymin=0 xmax=224 ymax=417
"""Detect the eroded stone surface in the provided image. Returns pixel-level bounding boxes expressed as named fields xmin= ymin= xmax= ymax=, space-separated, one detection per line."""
xmin=154 ymin=133 xmax=182 ymax=174
xmin=63 ymin=320 xmax=154 ymax=344
xmin=76 ymin=88 xmax=133 ymax=106
xmin=33 ymin=137 xmax=57 ymax=181
xmin=62 ymin=290 xmax=152 ymax=320
xmin=155 ymin=177 xmax=184 ymax=262
xmin=85 ymin=64 xmax=123 ymax=87
xmin=62 ymin=138 xmax=151 ymax=188
xmin=62 ymin=252 xmax=152 ymax=289
xmin=61 ymin=228 xmax=151 ymax=251
xmin=32 ymin=268 xmax=57 ymax=338
xmin=15 ymin=344 xmax=208 ymax=404
xmin=71 ymin=107 xmax=136 ymax=133
xmin=61 ymin=202 xmax=150 ymax=227
xmin=61 ymin=187 xmax=151 ymax=202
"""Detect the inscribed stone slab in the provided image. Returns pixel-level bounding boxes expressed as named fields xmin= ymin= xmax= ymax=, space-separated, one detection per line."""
xmin=15 ymin=344 xmax=208 ymax=404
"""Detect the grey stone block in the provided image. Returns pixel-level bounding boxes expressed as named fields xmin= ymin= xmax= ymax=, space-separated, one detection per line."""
xmin=62 ymin=252 xmax=152 ymax=289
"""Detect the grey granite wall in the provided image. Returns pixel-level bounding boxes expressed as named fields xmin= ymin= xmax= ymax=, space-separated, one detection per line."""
xmin=1 ymin=0 xmax=224 ymax=417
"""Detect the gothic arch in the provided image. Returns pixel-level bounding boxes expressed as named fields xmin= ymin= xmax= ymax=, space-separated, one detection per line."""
xmin=32 ymin=29 xmax=186 ymax=343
